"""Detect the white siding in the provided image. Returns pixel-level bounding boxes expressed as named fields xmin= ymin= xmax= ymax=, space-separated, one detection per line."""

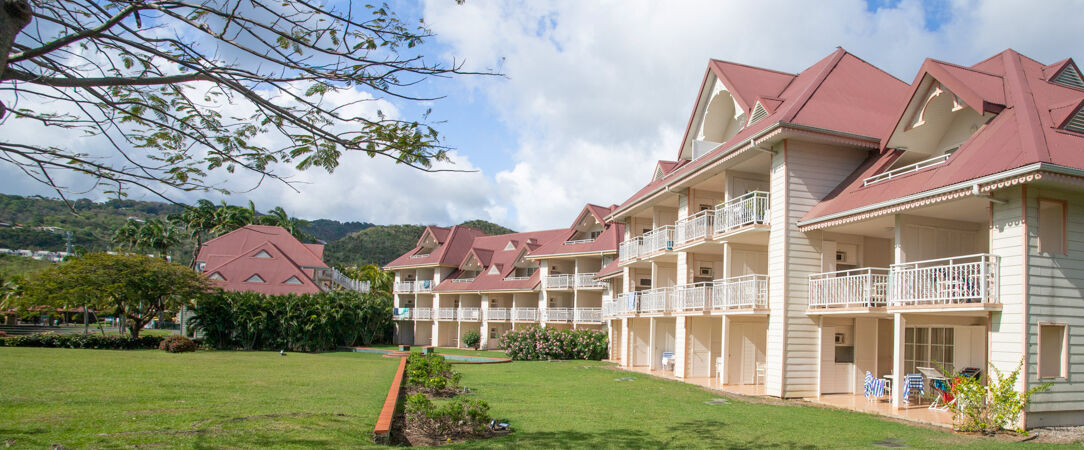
xmin=769 ymin=140 xmax=867 ymax=397
xmin=1025 ymin=187 xmax=1084 ymax=424
xmin=988 ymin=186 xmax=1028 ymax=399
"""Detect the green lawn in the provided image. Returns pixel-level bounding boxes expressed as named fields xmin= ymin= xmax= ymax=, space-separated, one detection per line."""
xmin=365 ymin=344 xmax=508 ymax=358
xmin=0 ymin=348 xmax=398 ymax=448
xmin=0 ymin=349 xmax=1065 ymax=448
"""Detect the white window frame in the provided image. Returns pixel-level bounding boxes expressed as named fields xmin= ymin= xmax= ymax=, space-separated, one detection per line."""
xmin=1038 ymin=323 xmax=1069 ymax=379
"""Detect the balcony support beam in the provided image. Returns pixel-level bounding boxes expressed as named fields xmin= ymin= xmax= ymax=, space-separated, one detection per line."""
xmin=891 ymin=313 xmax=906 ymax=409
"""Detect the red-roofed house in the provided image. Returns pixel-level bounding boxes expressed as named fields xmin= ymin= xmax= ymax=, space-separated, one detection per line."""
xmin=385 ymin=206 xmax=623 ymax=350
xmin=196 ymin=225 xmax=367 ymax=295
xmin=597 ymin=48 xmax=1084 ymax=428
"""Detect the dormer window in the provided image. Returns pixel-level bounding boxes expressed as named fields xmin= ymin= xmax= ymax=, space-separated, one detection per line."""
xmin=253 ymin=250 xmax=272 ymax=258
xmin=504 ymin=241 xmax=516 ymax=251
xmin=1052 ymin=64 xmax=1084 ymax=89
xmin=208 ymin=272 xmax=225 ymax=281
xmin=1063 ymin=107 xmax=1084 ymax=134
xmin=245 ymin=274 xmax=265 ymax=283
xmin=283 ymin=276 xmax=303 ymax=285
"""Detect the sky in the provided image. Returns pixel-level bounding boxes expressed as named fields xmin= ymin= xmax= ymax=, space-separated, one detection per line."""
xmin=3 ymin=0 xmax=1083 ymax=231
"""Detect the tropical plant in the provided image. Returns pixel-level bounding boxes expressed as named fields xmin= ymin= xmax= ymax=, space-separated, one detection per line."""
xmin=406 ymin=353 xmax=462 ymax=396
xmin=168 ymin=199 xmax=218 ymax=268
xmin=111 ymin=218 xmax=183 ymax=258
xmin=500 ymin=326 xmax=608 ymax=361
xmin=950 ymin=361 xmax=1052 ymax=435
xmin=339 ymin=264 xmax=394 ymax=296
xmin=258 ymin=206 xmax=313 ymax=242
xmin=158 ymin=335 xmax=197 ymax=353
xmin=1 ymin=332 xmax=163 ymax=349
xmin=404 ymin=394 xmax=492 ymax=440
xmin=20 ymin=253 xmax=209 ymax=338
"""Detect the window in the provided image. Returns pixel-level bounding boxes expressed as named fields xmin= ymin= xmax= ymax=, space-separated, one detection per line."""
xmin=245 ymin=274 xmax=265 ymax=283
xmin=904 ymin=327 xmax=954 ymax=374
xmin=1038 ymin=199 xmax=1067 ymax=254
xmin=208 ymin=272 xmax=225 ymax=281
xmin=1039 ymin=324 xmax=1068 ymax=379
xmin=283 ymin=276 xmax=302 ymax=285
xmin=253 ymin=250 xmax=272 ymax=258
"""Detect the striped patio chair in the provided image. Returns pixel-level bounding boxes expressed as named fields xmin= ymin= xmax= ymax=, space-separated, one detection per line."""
xmin=903 ymin=373 xmax=925 ymax=404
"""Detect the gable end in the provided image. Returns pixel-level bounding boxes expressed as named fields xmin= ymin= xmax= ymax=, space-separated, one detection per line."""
xmin=1052 ymin=63 xmax=1084 ymax=89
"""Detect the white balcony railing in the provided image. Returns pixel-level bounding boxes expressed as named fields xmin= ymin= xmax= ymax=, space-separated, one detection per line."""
xmin=889 ymin=254 xmax=1000 ymax=306
xmin=451 ymin=277 xmax=474 ymax=283
xmin=543 ymin=274 xmax=575 ymax=289
xmin=543 ymin=307 xmax=573 ymax=323
xmin=512 ymin=307 xmax=538 ymax=321
xmin=437 ymin=307 xmax=457 ymax=320
xmin=504 ymin=275 xmax=531 ymax=281
xmin=575 ymin=273 xmax=605 ymax=288
xmin=487 ymin=307 xmax=510 ymax=321
xmin=414 ymin=280 xmax=433 ymax=293
xmin=392 ymin=308 xmax=411 ymax=320
xmin=714 ymin=191 xmax=770 ymax=235
xmin=640 ymin=287 xmax=674 ymax=313
xmin=712 ymin=274 xmax=769 ymax=309
xmin=394 ymin=281 xmax=414 ymax=293
xmin=641 ymin=226 xmax=676 ymax=255
xmin=619 ymin=237 xmax=642 ymax=262
xmin=458 ymin=307 xmax=481 ymax=321
xmin=575 ymin=307 xmax=602 ymax=322
xmin=565 ymin=238 xmax=596 ymax=245
xmin=674 ymin=282 xmax=713 ymax=312
xmin=675 ymin=209 xmax=715 ymax=246
xmin=414 ymin=307 xmax=434 ymax=320
xmin=809 ymin=268 xmax=889 ymax=308
xmin=863 ymin=154 xmax=950 ymax=186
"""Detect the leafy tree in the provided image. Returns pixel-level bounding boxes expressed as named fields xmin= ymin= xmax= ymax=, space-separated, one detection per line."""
xmin=0 ymin=1 xmax=488 ymax=200
xmin=21 ymin=253 xmax=210 ymax=337
xmin=168 ymin=199 xmax=218 ymax=268
xmin=340 ymin=264 xmax=393 ymax=297
xmin=258 ymin=206 xmax=313 ymax=242
xmin=111 ymin=218 xmax=182 ymax=258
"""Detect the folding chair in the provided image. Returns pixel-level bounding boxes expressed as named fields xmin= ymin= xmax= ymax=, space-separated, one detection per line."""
xmin=902 ymin=373 xmax=925 ymax=404
xmin=917 ymin=367 xmax=951 ymax=410
xmin=661 ymin=351 xmax=675 ymax=371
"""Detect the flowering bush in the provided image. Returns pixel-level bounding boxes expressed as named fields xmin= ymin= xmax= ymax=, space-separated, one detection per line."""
xmin=499 ymin=326 xmax=607 ymax=361
xmin=158 ymin=335 xmax=197 ymax=353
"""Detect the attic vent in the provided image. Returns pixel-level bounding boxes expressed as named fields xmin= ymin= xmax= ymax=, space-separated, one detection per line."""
xmin=245 ymin=274 xmax=265 ymax=283
xmin=283 ymin=276 xmax=302 ymax=285
xmin=488 ymin=265 xmax=500 ymax=275
xmin=1053 ymin=65 xmax=1084 ymax=89
xmin=1066 ymin=107 xmax=1084 ymax=133
xmin=748 ymin=102 xmax=769 ymax=125
xmin=208 ymin=272 xmax=225 ymax=281
xmin=253 ymin=250 xmax=272 ymax=258
xmin=504 ymin=241 xmax=516 ymax=251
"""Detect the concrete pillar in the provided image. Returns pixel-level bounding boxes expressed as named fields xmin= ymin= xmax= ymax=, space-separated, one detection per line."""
xmin=649 ymin=317 xmax=658 ymax=370
xmin=675 ymin=316 xmax=687 ymax=378
xmin=620 ymin=317 xmax=630 ymax=367
xmin=719 ymin=315 xmax=730 ymax=384
xmin=892 ymin=313 xmax=906 ymax=408
xmin=480 ymin=293 xmax=490 ymax=349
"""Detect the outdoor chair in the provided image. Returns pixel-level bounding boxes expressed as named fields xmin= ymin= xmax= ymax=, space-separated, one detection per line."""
xmin=715 ymin=356 xmax=725 ymax=384
xmin=661 ymin=351 xmax=675 ymax=371
xmin=863 ymin=371 xmax=888 ymax=402
xmin=917 ymin=366 xmax=953 ymax=411
xmin=755 ymin=361 xmax=766 ymax=385
xmin=903 ymin=373 xmax=925 ymax=404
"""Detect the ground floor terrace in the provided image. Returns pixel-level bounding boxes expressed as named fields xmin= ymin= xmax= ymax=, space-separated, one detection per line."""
xmin=606 ymin=307 xmax=992 ymax=427
xmin=395 ymin=318 xmax=605 ymax=349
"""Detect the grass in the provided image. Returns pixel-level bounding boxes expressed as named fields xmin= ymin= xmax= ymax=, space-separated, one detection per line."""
xmin=365 ymin=344 xmax=508 ymax=358
xmin=0 ymin=348 xmax=398 ymax=448
xmin=0 ymin=349 xmax=1067 ymax=448
xmin=449 ymin=360 xmax=1061 ymax=448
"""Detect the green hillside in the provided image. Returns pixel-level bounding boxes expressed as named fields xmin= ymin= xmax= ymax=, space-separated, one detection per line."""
xmin=323 ymin=220 xmax=517 ymax=267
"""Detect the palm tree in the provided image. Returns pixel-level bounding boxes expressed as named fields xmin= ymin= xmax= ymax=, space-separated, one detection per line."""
xmin=259 ymin=206 xmax=313 ymax=242
xmin=210 ymin=201 xmax=255 ymax=236
xmin=137 ymin=219 xmax=182 ymax=259
xmin=341 ymin=264 xmax=393 ymax=296
xmin=112 ymin=219 xmax=142 ymax=251
xmin=169 ymin=200 xmax=218 ymax=268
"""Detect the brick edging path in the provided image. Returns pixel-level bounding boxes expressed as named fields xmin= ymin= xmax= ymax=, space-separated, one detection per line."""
xmin=372 ymin=355 xmax=408 ymax=444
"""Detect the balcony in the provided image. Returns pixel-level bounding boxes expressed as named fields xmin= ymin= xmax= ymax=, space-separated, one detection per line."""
xmin=543 ymin=274 xmax=574 ymax=289
xmin=808 ymin=268 xmax=889 ymax=309
xmin=641 ymin=226 xmax=676 ymax=256
xmin=712 ymin=274 xmax=769 ymax=310
xmin=487 ymin=307 xmax=510 ymax=321
xmin=674 ymin=210 xmax=714 ymax=248
xmin=394 ymin=281 xmax=414 ymax=293
xmin=437 ymin=307 xmax=457 ymax=320
xmin=639 ymin=287 xmax=674 ymax=313
xmin=392 ymin=308 xmax=411 ymax=320
xmin=575 ymin=273 xmax=605 ymax=289
xmin=674 ymin=282 xmax=713 ymax=312
xmin=619 ymin=237 xmax=642 ymax=263
xmin=714 ymin=191 xmax=770 ymax=236
xmin=543 ymin=307 xmax=573 ymax=323
xmin=414 ymin=308 xmax=433 ymax=320
xmin=458 ymin=307 xmax=481 ymax=321
xmin=575 ymin=307 xmax=602 ymax=323
xmin=512 ymin=307 xmax=538 ymax=321
xmin=889 ymin=254 xmax=1000 ymax=307
xmin=414 ymin=280 xmax=433 ymax=293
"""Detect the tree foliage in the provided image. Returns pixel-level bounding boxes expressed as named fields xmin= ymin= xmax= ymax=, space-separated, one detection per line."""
xmin=0 ymin=0 xmax=489 ymax=200
xmin=20 ymin=252 xmax=210 ymax=337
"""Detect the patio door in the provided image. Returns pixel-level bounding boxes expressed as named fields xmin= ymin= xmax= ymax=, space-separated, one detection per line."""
xmin=686 ymin=318 xmax=712 ymax=377
xmin=821 ymin=325 xmax=854 ymax=394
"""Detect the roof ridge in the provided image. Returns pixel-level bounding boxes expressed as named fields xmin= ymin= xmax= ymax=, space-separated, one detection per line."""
xmin=781 ymin=48 xmax=847 ymax=123
xmin=1004 ymin=50 xmax=1053 ymax=163
xmin=708 ymin=58 xmax=797 ymax=77
xmin=929 ymin=57 xmax=1005 ymax=79
xmin=840 ymin=48 xmax=911 ymax=85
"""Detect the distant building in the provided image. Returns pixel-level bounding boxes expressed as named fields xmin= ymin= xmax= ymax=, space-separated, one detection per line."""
xmin=195 ymin=225 xmax=367 ymax=295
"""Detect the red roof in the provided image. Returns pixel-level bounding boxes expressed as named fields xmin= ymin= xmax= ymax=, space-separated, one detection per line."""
xmin=594 ymin=258 xmax=622 ymax=280
xmin=802 ymin=49 xmax=1084 ymax=224
xmin=527 ymin=203 xmax=624 ymax=258
xmin=612 ymin=48 xmax=910 ymax=217
xmin=384 ymin=225 xmax=488 ymax=269
xmin=196 ymin=225 xmax=327 ymax=295
xmin=434 ymin=228 xmax=568 ymax=292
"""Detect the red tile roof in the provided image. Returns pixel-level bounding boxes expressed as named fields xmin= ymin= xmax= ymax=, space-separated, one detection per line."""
xmin=801 ymin=49 xmax=1084 ymax=225
xmin=527 ymin=203 xmax=624 ymax=258
xmin=611 ymin=48 xmax=910 ymax=217
xmin=196 ymin=225 xmax=327 ymax=295
xmin=434 ymin=228 xmax=568 ymax=292
xmin=594 ymin=258 xmax=622 ymax=280
xmin=384 ymin=225 xmax=488 ymax=269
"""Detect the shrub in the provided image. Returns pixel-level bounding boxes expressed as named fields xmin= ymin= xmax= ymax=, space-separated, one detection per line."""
xmin=951 ymin=361 xmax=1051 ymax=435
xmin=158 ymin=335 xmax=197 ymax=353
xmin=499 ymin=326 xmax=608 ymax=361
xmin=406 ymin=354 xmax=462 ymax=396
xmin=190 ymin=289 xmax=393 ymax=352
xmin=0 ymin=331 xmax=7 ymax=337
xmin=0 ymin=332 xmax=163 ymax=349
xmin=462 ymin=330 xmax=481 ymax=350
xmin=404 ymin=393 xmax=492 ymax=439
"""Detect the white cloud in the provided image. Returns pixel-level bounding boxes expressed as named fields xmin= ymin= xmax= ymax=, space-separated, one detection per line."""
xmin=423 ymin=0 xmax=1084 ymax=230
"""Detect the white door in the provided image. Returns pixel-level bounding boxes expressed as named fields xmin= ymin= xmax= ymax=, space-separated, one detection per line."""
xmin=687 ymin=319 xmax=711 ymax=377
xmin=821 ymin=325 xmax=854 ymax=394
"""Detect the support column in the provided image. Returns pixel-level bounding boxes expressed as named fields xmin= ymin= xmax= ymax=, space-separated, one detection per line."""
xmin=891 ymin=313 xmax=906 ymax=409
xmin=719 ymin=315 xmax=730 ymax=385
xmin=480 ymin=293 xmax=489 ymax=349
xmin=620 ymin=317 xmax=630 ymax=367
xmin=675 ymin=316 xmax=687 ymax=378
xmin=649 ymin=317 xmax=658 ymax=370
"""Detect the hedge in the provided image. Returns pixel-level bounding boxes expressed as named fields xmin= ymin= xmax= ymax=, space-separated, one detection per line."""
xmin=190 ymin=289 xmax=392 ymax=352
xmin=0 ymin=333 xmax=164 ymax=349
xmin=500 ymin=326 xmax=608 ymax=361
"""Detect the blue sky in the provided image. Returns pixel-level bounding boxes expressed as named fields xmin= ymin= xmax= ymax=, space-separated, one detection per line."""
xmin=2 ymin=0 xmax=1083 ymax=231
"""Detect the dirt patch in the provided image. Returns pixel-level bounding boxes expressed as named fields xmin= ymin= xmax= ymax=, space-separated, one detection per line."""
xmin=393 ymin=413 xmax=511 ymax=447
